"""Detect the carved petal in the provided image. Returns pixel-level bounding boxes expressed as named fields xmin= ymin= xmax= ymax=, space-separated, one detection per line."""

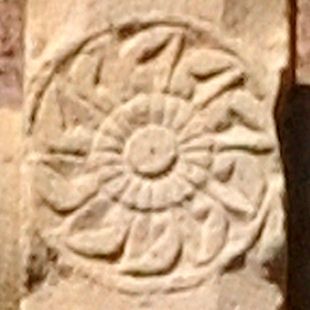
xmin=193 ymin=92 xmax=232 ymax=132
xmin=67 ymin=53 xmax=120 ymax=114
xmin=207 ymin=179 xmax=256 ymax=217
xmin=211 ymin=154 xmax=235 ymax=182
xmin=55 ymin=77 xmax=103 ymax=129
xmin=177 ymin=161 xmax=207 ymax=186
xmin=187 ymin=192 xmax=218 ymax=221
xmin=214 ymin=126 xmax=275 ymax=153
xmin=193 ymin=68 xmax=243 ymax=109
xmin=66 ymin=197 xmax=131 ymax=257
xmin=119 ymin=28 xmax=177 ymax=94
xmin=69 ymin=53 xmax=100 ymax=87
xmin=119 ymin=213 xmax=180 ymax=275
xmin=178 ymin=195 xmax=227 ymax=266
xmin=217 ymin=183 xmax=272 ymax=268
xmin=34 ymin=164 xmax=99 ymax=212
xmin=33 ymin=153 xmax=85 ymax=177
xmin=227 ymin=154 xmax=265 ymax=206
xmin=228 ymin=90 xmax=266 ymax=130
xmin=169 ymin=48 xmax=238 ymax=101
xmin=195 ymin=90 xmax=267 ymax=133
xmin=120 ymin=28 xmax=172 ymax=62
xmin=188 ymin=49 xmax=235 ymax=78
xmin=196 ymin=209 xmax=228 ymax=265
xmin=46 ymin=126 xmax=93 ymax=156
xmin=252 ymin=177 xmax=285 ymax=264
xmin=174 ymin=208 xmax=200 ymax=263
xmin=169 ymin=65 xmax=195 ymax=99
xmin=32 ymin=82 xmax=63 ymax=151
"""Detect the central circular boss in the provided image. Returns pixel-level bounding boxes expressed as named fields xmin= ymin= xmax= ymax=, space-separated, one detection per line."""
xmin=125 ymin=125 xmax=177 ymax=177
xmin=93 ymin=93 xmax=210 ymax=210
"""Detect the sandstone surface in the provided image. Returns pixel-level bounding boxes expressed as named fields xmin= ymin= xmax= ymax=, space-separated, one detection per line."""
xmin=22 ymin=0 xmax=290 ymax=309
xmin=0 ymin=1 xmax=23 ymax=309
xmin=297 ymin=0 xmax=310 ymax=83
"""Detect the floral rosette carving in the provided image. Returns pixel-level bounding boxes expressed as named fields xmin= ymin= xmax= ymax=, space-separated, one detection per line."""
xmin=27 ymin=16 xmax=284 ymax=292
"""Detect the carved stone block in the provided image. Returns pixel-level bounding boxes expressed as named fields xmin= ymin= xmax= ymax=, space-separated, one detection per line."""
xmin=22 ymin=1 xmax=290 ymax=309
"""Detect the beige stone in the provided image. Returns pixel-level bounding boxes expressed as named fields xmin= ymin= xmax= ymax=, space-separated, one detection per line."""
xmin=0 ymin=1 xmax=23 ymax=309
xmin=0 ymin=109 xmax=22 ymax=310
xmin=297 ymin=0 xmax=310 ymax=83
xmin=22 ymin=0 xmax=290 ymax=309
xmin=0 ymin=1 xmax=23 ymax=107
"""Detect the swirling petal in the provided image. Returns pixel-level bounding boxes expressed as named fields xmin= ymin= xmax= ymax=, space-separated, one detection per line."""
xmin=101 ymin=174 xmax=130 ymax=199
xmin=212 ymin=153 xmax=265 ymax=206
xmin=66 ymin=196 xmax=132 ymax=257
xmin=121 ymin=177 xmax=143 ymax=207
xmin=169 ymin=174 xmax=194 ymax=204
xmin=151 ymin=179 xmax=169 ymax=210
xmin=113 ymin=109 xmax=135 ymax=138
xmin=175 ymin=199 xmax=227 ymax=266
xmin=93 ymin=132 xmax=123 ymax=153
xmin=181 ymin=151 xmax=212 ymax=169
xmin=179 ymin=135 xmax=213 ymax=152
xmin=188 ymin=49 xmax=234 ymax=78
xmin=211 ymin=154 xmax=235 ymax=182
xmin=177 ymin=161 xmax=207 ymax=186
xmin=214 ymin=126 xmax=275 ymax=154
xmin=226 ymin=90 xmax=266 ymax=130
xmin=69 ymin=53 xmax=100 ymax=88
xmin=33 ymin=164 xmax=99 ymax=212
xmin=135 ymin=182 xmax=152 ymax=210
xmin=120 ymin=28 xmax=172 ymax=62
xmin=207 ymin=179 xmax=256 ymax=217
xmin=45 ymin=126 xmax=93 ymax=156
xmin=169 ymin=65 xmax=195 ymax=99
xmin=103 ymin=119 xmax=127 ymax=144
xmin=119 ymin=212 xmax=181 ymax=275
xmin=178 ymin=115 xmax=209 ymax=144
xmin=216 ymin=182 xmax=272 ymax=268
xmin=173 ymin=208 xmax=200 ymax=262
xmin=171 ymin=103 xmax=193 ymax=132
xmin=150 ymin=94 xmax=165 ymax=125
xmin=196 ymin=209 xmax=228 ymax=265
xmin=162 ymin=96 xmax=179 ymax=128
xmin=253 ymin=177 xmax=285 ymax=264
xmin=125 ymin=95 xmax=151 ymax=128
xmin=88 ymin=152 xmax=123 ymax=167
xmin=98 ymin=165 xmax=124 ymax=183
xmin=192 ymin=68 xmax=243 ymax=110
xmin=186 ymin=191 xmax=219 ymax=221
xmin=32 ymin=153 xmax=85 ymax=177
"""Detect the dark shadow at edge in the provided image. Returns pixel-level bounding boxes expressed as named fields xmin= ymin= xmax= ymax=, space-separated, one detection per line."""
xmin=277 ymin=85 xmax=310 ymax=310
xmin=276 ymin=0 xmax=310 ymax=309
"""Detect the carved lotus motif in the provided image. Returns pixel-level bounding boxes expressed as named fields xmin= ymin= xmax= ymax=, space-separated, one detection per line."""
xmin=91 ymin=93 xmax=211 ymax=211
xmin=28 ymin=17 xmax=283 ymax=291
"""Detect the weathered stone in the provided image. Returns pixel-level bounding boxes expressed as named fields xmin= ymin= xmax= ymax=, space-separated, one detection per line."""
xmin=0 ymin=1 xmax=23 ymax=309
xmin=22 ymin=0 xmax=290 ymax=309
xmin=297 ymin=0 xmax=310 ymax=83
xmin=0 ymin=1 xmax=22 ymax=107
xmin=0 ymin=109 xmax=22 ymax=310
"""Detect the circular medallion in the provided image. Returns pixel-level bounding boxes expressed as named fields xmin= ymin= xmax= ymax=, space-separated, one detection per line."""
xmin=126 ymin=125 xmax=177 ymax=177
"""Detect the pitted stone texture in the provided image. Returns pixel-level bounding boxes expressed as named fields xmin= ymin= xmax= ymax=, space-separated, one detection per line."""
xmin=23 ymin=0 xmax=289 ymax=309
xmin=0 ymin=1 xmax=22 ymax=107
xmin=297 ymin=0 xmax=310 ymax=83
xmin=0 ymin=1 xmax=23 ymax=309
xmin=0 ymin=109 xmax=22 ymax=310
